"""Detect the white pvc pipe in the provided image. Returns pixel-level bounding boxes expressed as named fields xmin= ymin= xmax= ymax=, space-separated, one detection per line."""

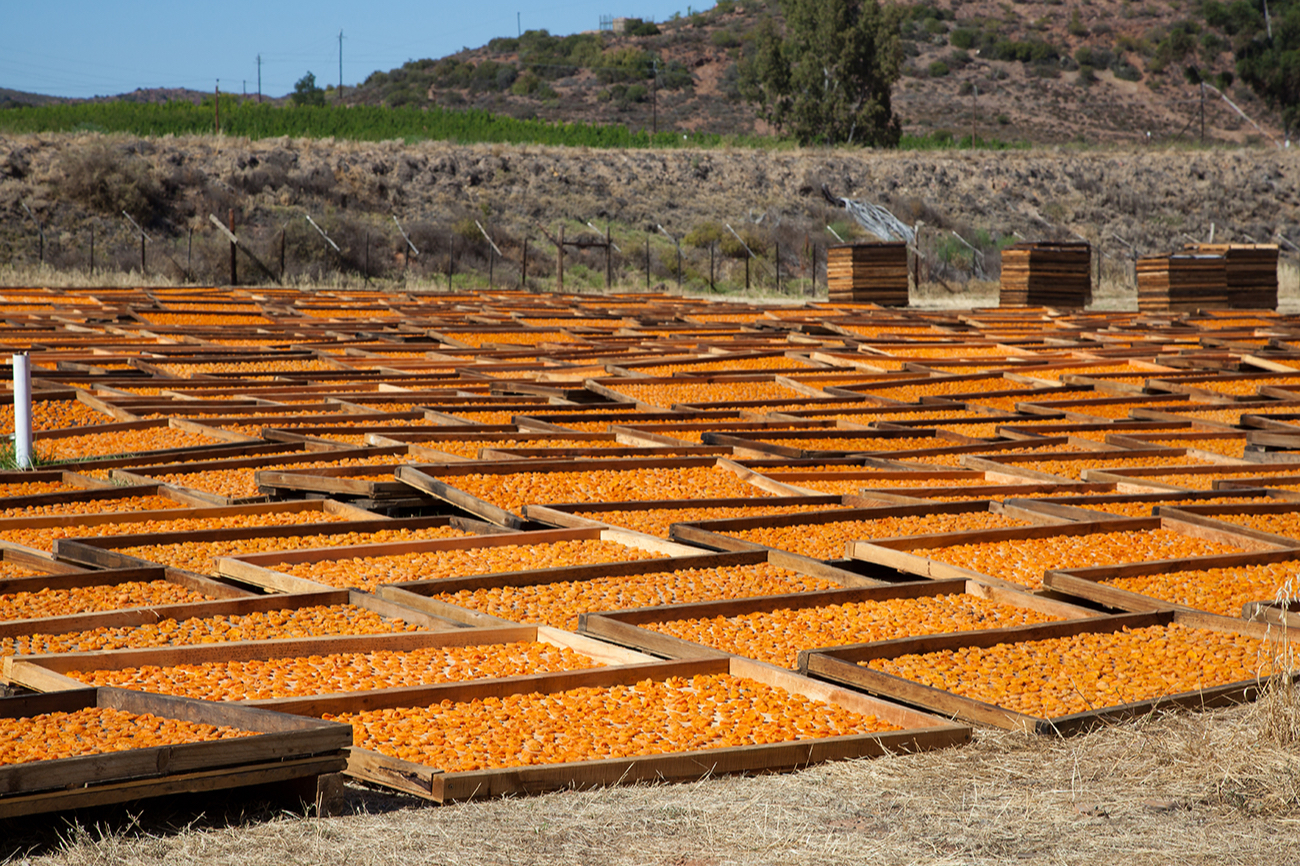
xmin=12 ymin=353 xmax=32 ymax=469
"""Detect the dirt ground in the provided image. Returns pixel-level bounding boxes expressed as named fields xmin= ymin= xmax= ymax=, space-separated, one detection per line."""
xmin=5 ymin=699 xmax=1300 ymax=866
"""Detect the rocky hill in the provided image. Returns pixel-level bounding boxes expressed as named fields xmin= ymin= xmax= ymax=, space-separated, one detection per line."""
xmin=343 ymin=0 xmax=1288 ymax=146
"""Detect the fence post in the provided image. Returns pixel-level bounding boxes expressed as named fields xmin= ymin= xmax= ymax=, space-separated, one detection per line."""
xmin=710 ymin=243 xmax=714 ymax=291
xmin=557 ymin=225 xmax=564 ymax=293
xmin=279 ymin=229 xmax=286 ymax=280
xmin=775 ymin=243 xmax=780 ymax=293
xmin=521 ymin=239 xmax=528 ymax=288
xmin=89 ymin=226 xmax=95 ymax=275
xmin=228 ymin=209 xmax=237 ymax=286
xmin=605 ymin=224 xmax=612 ymax=289
xmin=645 ymin=236 xmax=650 ymax=288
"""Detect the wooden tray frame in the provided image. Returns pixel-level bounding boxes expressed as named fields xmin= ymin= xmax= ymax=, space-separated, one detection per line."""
xmin=845 ymin=516 xmax=1291 ymax=594
xmin=376 ymin=549 xmax=886 ymax=629
xmin=215 ymin=526 xmax=703 ymax=595
xmin=4 ymin=624 xmax=655 ymax=697
xmin=579 ymin=578 xmax=1099 ymax=666
xmin=0 ymin=687 xmax=350 ymax=818
xmin=799 ymin=609 xmax=1285 ymax=735
xmin=270 ymin=656 xmax=969 ymax=802
xmin=52 ymin=515 xmax=497 ymax=579
xmin=1041 ymin=549 xmax=1300 ymax=614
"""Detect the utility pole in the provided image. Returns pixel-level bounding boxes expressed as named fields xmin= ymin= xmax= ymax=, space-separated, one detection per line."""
xmin=338 ymin=30 xmax=344 ymax=101
xmin=214 ymin=80 xmax=220 ymax=134
xmin=517 ymin=12 xmax=521 ymax=36
xmin=970 ymin=85 xmax=977 ymax=147
xmin=651 ymin=59 xmax=658 ymax=135
xmin=1200 ymin=81 xmax=1205 ymax=144
xmin=257 ymin=54 xmax=262 ymax=103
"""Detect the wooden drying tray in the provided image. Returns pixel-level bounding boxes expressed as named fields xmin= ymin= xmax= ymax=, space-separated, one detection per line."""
xmin=799 ymin=609 xmax=1284 ymax=735
xmin=524 ymin=495 xmax=847 ymax=534
xmin=0 ymin=687 xmax=351 ymax=818
xmin=669 ymin=500 xmax=1080 ymax=567
xmin=378 ymin=549 xmax=885 ymax=629
xmin=0 ymin=469 xmax=110 ymax=496
xmin=50 ymin=515 xmax=491 ymax=580
xmin=1084 ymin=463 xmax=1300 ymax=494
xmin=1042 ymin=548 xmax=1300 ymax=615
xmin=395 ymin=456 xmax=765 ymax=529
xmin=215 ymin=525 xmax=701 ymax=595
xmin=1131 ymin=400 xmax=1300 ymax=429
xmin=513 ymin=410 xmax=733 ymax=433
xmin=254 ymin=465 xmax=415 ymax=499
xmin=0 ymin=498 xmax=379 ymax=561
xmin=844 ymin=515 xmax=1291 ymax=596
xmin=580 ymin=578 xmax=1098 ymax=666
xmin=1153 ymin=502 xmax=1300 ymax=547
xmin=252 ymin=655 xmax=968 ymax=802
xmin=1001 ymin=489 xmax=1285 ymax=522
xmin=959 ymin=448 xmax=1234 ymax=486
xmin=1147 ymin=372 xmax=1300 ymax=402
xmin=1008 ymin=393 xmax=1193 ymax=422
xmin=0 ymin=564 xmax=247 ymax=605
xmin=0 ymin=589 xmax=462 ymax=690
xmin=608 ymin=420 xmax=839 ymax=447
xmin=4 ymin=622 xmax=650 ymax=696
xmin=752 ymin=402 xmax=973 ymax=426
xmin=33 ymin=418 xmax=258 ymax=460
xmin=0 ymin=481 xmax=194 ymax=516
xmin=110 ymin=445 xmax=409 ymax=506
xmin=864 ymin=414 xmax=1037 ymax=438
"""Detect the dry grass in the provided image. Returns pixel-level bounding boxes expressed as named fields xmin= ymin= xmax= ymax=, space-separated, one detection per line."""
xmin=6 ymin=698 xmax=1300 ymax=866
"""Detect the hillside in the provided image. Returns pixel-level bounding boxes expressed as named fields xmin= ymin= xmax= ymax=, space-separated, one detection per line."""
xmin=2 ymin=133 xmax=1296 ymax=294
xmin=343 ymin=0 xmax=1288 ymax=146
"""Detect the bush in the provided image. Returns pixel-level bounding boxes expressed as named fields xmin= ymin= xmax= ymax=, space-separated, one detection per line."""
xmin=929 ymin=60 xmax=950 ymax=77
xmin=57 ymin=141 xmax=166 ymax=221
xmin=684 ymin=221 xmax=725 ymax=248
xmin=950 ymin=28 xmax=976 ymax=49
xmin=711 ymin=30 xmax=741 ymax=48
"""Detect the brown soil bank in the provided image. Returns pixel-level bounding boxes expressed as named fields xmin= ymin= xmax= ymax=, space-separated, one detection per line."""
xmin=1 ymin=133 xmax=1297 ymax=289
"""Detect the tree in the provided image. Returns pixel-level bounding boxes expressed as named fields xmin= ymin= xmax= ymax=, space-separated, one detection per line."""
xmin=737 ymin=0 xmax=903 ymax=146
xmin=1235 ymin=1 xmax=1300 ymax=137
xmin=291 ymin=72 xmax=326 ymax=107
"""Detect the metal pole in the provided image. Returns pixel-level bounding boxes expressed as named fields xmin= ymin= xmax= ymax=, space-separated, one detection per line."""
xmin=557 ymin=225 xmax=564 ymax=293
xmin=605 ymin=224 xmax=612 ymax=289
xmin=140 ymin=233 xmax=146 ymax=274
xmin=745 ymin=256 xmax=750 ymax=291
xmin=645 ymin=236 xmax=650 ymax=288
xmin=89 ymin=225 xmax=94 ymax=275
xmin=187 ymin=227 xmax=192 ymax=280
xmin=215 ymin=81 xmax=220 ymax=134
xmin=279 ymin=229 xmax=286 ymax=279
xmin=12 ymin=354 xmax=32 ymax=469
xmin=365 ymin=233 xmax=370 ymax=282
xmin=775 ymin=243 xmax=780 ymax=293
xmin=521 ymin=239 xmax=528 ymax=288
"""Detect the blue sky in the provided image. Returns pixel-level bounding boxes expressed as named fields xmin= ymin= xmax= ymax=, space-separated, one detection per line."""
xmin=2 ymin=0 xmax=708 ymax=99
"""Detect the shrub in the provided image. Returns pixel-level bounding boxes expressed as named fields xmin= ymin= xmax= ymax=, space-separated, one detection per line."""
xmin=950 ymin=28 xmax=976 ymax=49
xmin=929 ymin=60 xmax=950 ymax=77
xmin=712 ymin=30 xmax=741 ymax=48
xmin=57 ymin=141 xmax=166 ymax=221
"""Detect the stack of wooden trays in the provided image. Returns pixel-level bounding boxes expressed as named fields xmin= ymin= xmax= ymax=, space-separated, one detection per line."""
xmin=999 ymin=242 xmax=1092 ymax=308
xmin=826 ymin=243 xmax=909 ymax=306
xmin=1137 ymin=253 xmax=1227 ymax=312
xmin=1185 ymin=243 xmax=1279 ymax=310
